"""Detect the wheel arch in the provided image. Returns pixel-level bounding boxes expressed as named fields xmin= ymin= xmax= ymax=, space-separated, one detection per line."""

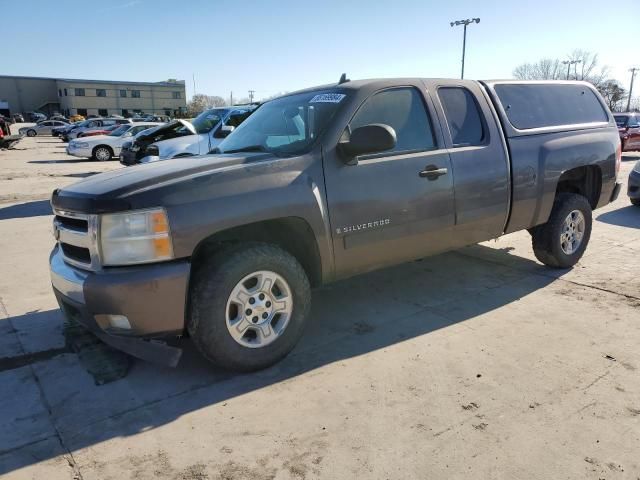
xmin=555 ymin=164 xmax=602 ymax=209
xmin=189 ymin=216 xmax=323 ymax=289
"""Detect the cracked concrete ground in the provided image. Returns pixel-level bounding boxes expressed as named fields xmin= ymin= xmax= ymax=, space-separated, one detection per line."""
xmin=0 ymin=134 xmax=639 ymax=479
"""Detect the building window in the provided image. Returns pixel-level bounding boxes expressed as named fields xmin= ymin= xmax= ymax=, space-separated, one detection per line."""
xmin=75 ymin=88 xmax=85 ymax=96
xmin=58 ymin=89 xmax=62 ymax=97
xmin=131 ymin=90 xmax=141 ymax=98
xmin=77 ymin=108 xmax=88 ymax=116
xmin=96 ymin=89 xmax=107 ymax=97
xmin=172 ymin=91 xmax=181 ymax=99
xmin=98 ymin=109 xmax=108 ymax=117
xmin=164 ymin=109 xmax=171 ymax=116
xmin=120 ymin=89 xmax=127 ymax=98
xmin=64 ymin=88 xmax=67 ymax=96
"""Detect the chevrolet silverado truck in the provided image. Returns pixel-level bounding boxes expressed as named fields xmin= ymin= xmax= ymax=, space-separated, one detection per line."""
xmin=50 ymin=78 xmax=622 ymax=371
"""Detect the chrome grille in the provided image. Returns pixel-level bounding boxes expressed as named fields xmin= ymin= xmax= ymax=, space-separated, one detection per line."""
xmin=53 ymin=209 xmax=101 ymax=271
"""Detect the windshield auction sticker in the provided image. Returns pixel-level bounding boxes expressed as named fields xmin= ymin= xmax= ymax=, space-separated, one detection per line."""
xmin=309 ymin=93 xmax=346 ymax=103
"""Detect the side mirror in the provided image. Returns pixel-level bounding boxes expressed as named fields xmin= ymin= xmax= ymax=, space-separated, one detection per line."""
xmin=338 ymin=124 xmax=396 ymax=162
xmin=214 ymin=125 xmax=235 ymax=139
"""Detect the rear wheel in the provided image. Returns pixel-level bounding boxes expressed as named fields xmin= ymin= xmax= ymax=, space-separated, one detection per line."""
xmin=93 ymin=145 xmax=113 ymax=161
xmin=188 ymin=243 xmax=311 ymax=372
xmin=530 ymin=193 xmax=592 ymax=268
xmin=631 ymin=197 xmax=640 ymax=207
xmin=26 ymin=129 xmax=36 ymax=137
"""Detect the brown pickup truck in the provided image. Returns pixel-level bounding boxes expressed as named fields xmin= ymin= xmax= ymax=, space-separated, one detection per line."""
xmin=50 ymin=78 xmax=622 ymax=371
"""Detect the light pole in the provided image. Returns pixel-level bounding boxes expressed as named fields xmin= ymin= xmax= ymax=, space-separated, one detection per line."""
xmin=450 ymin=18 xmax=480 ymax=79
xmin=627 ymin=67 xmax=638 ymax=112
xmin=562 ymin=60 xmax=581 ymax=80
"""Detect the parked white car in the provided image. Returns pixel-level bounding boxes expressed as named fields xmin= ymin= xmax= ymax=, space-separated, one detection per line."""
xmin=139 ymin=106 xmax=256 ymax=163
xmin=19 ymin=120 xmax=69 ymax=137
xmin=66 ymin=123 xmax=161 ymax=161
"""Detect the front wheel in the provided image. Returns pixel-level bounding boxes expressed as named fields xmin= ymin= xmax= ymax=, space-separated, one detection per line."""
xmin=188 ymin=243 xmax=311 ymax=372
xmin=631 ymin=197 xmax=640 ymax=207
xmin=530 ymin=193 xmax=593 ymax=268
xmin=26 ymin=129 xmax=36 ymax=137
xmin=93 ymin=146 xmax=113 ymax=161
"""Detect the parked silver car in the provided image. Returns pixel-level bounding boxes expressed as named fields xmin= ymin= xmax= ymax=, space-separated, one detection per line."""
xmin=19 ymin=120 xmax=69 ymax=137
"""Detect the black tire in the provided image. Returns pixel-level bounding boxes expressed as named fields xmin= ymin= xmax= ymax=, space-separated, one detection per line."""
xmin=188 ymin=243 xmax=311 ymax=372
xmin=530 ymin=193 xmax=592 ymax=268
xmin=26 ymin=129 xmax=36 ymax=137
xmin=93 ymin=145 xmax=113 ymax=161
xmin=631 ymin=197 xmax=640 ymax=207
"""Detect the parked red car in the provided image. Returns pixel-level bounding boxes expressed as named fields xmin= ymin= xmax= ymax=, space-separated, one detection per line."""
xmin=615 ymin=113 xmax=640 ymax=151
xmin=78 ymin=124 xmax=121 ymax=138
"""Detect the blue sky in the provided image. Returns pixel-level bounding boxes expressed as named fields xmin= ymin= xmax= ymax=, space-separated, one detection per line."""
xmin=2 ymin=0 xmax=636 ymax=101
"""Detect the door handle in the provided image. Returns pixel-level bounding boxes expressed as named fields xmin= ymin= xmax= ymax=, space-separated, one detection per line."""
xmin=419 ymin=165 xmax=448 ymax=180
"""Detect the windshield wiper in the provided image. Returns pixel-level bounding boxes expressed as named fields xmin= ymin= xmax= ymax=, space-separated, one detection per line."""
xmin=221 ymin=145 xmax=268 ymax=154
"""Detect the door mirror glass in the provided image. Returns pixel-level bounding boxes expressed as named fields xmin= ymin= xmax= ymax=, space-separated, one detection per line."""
xmin=338 ymin=124 xmax=396 ymax=161
xmin=214 ymin=124 xmax=235 ymax=139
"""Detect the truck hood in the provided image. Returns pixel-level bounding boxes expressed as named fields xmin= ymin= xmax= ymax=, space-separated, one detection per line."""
xmin=51 ymin=152 xmax=271 ymax=213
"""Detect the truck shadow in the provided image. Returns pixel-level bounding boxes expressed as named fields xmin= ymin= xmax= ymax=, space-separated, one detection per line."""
xmin=596 ymin=205 xmax=640 ymax=229
xmin=0 ymin=200 xmax=51 ymax=220
xmin=0 ymin=244 xmax=559 ymax=474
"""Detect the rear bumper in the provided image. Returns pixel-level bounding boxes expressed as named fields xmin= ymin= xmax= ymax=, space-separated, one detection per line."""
xmin=628 ymin=170 xmax=640 ymax=199
xmin=50 ymin=246 xmax=190 ymax=366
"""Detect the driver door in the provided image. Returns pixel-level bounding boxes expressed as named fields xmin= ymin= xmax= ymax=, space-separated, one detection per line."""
xmin=323 ymin=85 xmax=455 ymax=278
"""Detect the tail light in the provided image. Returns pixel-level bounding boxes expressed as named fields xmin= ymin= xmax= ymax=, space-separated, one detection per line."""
xmin=615 ymin=140 xmax=622 ymax=178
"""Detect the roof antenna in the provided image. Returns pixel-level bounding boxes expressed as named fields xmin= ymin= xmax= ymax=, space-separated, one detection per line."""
xmin=339 ymin=73 xmax=349 ymax=84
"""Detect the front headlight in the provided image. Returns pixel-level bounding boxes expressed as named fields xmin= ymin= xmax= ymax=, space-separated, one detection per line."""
xmin=100 ymin=208 xmax=173 ymax=266
xmin=74 ymin=142 xmax=89 ymax=148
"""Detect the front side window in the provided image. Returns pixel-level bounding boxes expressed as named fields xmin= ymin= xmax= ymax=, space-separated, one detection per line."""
xmin=96 ymin=89 xmax=106 ymax=97
xmin=218 ymin=90 xmax=347 ymax=156
xmin=131 ymin=90 xmax=141 ymax=98
xmin=75 ymin=88 xmax=85 ymax=96
xmin=350 ymin=87 xmax=436 ymax=154
xmin=120 ymin=90 xmax=127 ymax=98
xmin=438 ymin=87 xmax=486 ymax=146
xmin=628 ymin=116 xmax=640 ymax=127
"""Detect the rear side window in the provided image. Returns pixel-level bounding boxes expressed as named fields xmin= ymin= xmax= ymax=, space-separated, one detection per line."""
xmin=438 ymin=87 xmax=486 ymax=146
xmin=494 ymin=84 xmax=609 ymax=130
xmin=350 ymin=87 xmax=435 ymax=154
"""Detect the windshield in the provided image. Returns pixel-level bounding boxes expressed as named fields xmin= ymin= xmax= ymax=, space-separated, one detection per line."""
xmin=614 ymin=115 xmax=629 ymax=127
xmin=191 ymin=109 xmax=226 ymax=134
xmin=108 ymin=125 xmax=130 ymax=136
xmin=217 ymin=91 xmax=347 ymax=156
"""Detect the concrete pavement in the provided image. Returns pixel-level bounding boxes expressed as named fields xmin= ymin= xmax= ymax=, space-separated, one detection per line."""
xmin=1 ymin=136 xmax=639 ymax=479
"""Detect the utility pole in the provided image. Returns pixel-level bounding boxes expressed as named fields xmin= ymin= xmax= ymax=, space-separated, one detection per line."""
xmin=192 ymin=74 xmax=196 ymax=96
xmin=248 ymin=90 xmax=255 ymax=104
xmin=450 ymin=18 xmax=480 ymax=79
xmin=562 ymin=60 xmax=581 ymax=80
xmin=230 ymin=91 xmax=233 ymax=106
xmin=627 ymin=67 xmax=638 ymax=112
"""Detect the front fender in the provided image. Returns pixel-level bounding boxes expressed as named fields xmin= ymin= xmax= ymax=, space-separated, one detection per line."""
xmin=159 ymin=154 xmax=334 ymax=282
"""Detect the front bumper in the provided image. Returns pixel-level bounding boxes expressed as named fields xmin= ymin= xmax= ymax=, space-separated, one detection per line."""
xmin=119 ymin=149 xmax=138 ymax=166
xmin=50 ymin=246 xmax=190 ymax=366
xmin=66 ymin=144 xmax=92 ymax=158
xmin=628 ymin=170 xmax=640 ymax=200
